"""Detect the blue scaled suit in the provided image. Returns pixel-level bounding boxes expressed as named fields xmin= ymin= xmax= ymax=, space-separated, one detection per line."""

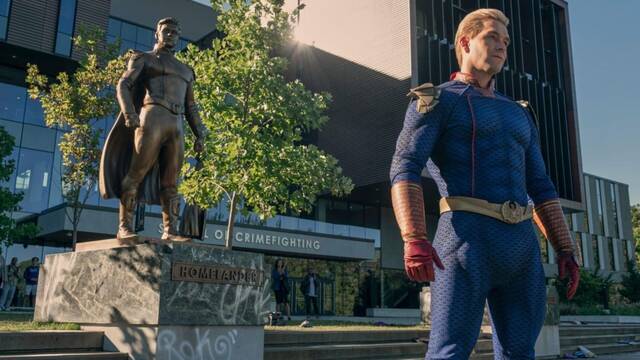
xmin=390 ymin=80 xmax=557 ymax=360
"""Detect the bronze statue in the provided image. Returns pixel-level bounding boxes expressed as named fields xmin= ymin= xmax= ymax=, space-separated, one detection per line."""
xmin=99 ymin=17 xmax=206 ymax=242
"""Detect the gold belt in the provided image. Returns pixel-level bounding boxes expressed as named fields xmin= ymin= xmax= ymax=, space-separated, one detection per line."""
xmin=439 ymin=196 xmax=533 ymax=224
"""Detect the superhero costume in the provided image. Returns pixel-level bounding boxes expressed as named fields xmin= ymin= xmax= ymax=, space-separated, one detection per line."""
xmin=389 ymin=73 xmax=578 ymax=359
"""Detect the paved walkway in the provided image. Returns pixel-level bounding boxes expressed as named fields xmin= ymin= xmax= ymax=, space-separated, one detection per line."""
xmin=594 ymin=351 xmax=640 ymax=359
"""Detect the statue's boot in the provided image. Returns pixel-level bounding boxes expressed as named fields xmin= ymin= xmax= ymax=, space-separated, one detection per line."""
xmin=117 ymin=190 xmax=138 ymax=240
xmin=161 ymin=189 xmax=191 ymax=242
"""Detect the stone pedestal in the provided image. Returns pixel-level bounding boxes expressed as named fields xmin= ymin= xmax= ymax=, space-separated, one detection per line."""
xmin=35 ymin=241 xmax=271 ymax=360
xmin=534 ymin=286 xmax=561 ymax=358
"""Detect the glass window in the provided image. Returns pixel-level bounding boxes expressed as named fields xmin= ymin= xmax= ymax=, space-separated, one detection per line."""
xmin=0 ymin=119 xmax=23 ymax=146
xmin=55 ymin=33 xmax=72 ymax=56
xmin=48 ymin=136 xmax=62 ymax=208
xmin=55 ymin=0 xmax=77 ymax=56
xmin=0 ymin=0 xmax=9 ymax=17
xmin=0 ymin=83 xmax=26 ymax=122
xmin=108 ymin=17 xmax=192 ymax=55
xmin=24 ymin=97 xmax=45 ymax=126
xmin=20 ymin=125 xmax=56 ymax=152
xmin=0 ymin=0 xmax=9 ymax=40
xmin=120 ymin=22 xmax=137 ymax=41
xmin=591 ymin=235 xmax=600 ymax=269
xmin=15 ymin=148 xmax=53 ymax=213
xmin=622 ymin=240 xmax=630 ymax=270
xmin=107 ymin=18 xmax=121 ymax=37
xmin=0 ymin=147 xmax=18 ymax=192
xmin=136 ymin=27 xmax=154 ymax=48
xmin=0 ymin=15 xmax=7 ymax=41
xmin=610 ymin=183 xmax=619 ymax=238
xmin=607 ymin=237 xmax=615 ymax=271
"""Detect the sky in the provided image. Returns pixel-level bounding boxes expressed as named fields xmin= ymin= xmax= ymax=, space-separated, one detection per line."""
xmin=568 ymin=0 xmax=639 ymax=205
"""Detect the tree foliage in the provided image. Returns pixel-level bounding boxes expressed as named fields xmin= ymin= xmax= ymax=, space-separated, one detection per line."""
xmin=26 ymin=26 xmax=127 ymax=248
xmin=0 ymin=128 xmax=39 ymax=249
xmin=178 ymin=0 xmax=353 ymax=234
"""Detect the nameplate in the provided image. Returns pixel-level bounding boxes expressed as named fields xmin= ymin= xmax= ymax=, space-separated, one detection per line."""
xmin=171 ymin=262 xmax=264 ymax=286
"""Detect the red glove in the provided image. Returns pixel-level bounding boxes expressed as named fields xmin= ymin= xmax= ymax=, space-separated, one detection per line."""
xmin=391 ymin=181 xmax=446 ymax=283
xmin=557 ymin=252 xmax=580 ymax=300
xmin=404 ymin=239 xmax=444 ymax=282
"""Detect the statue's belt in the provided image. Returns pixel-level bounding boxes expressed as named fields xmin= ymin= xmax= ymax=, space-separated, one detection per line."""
xmin=143 ymin=97 xmax=185 ymax=115
xmin=439 ymin=196 xmax=533 ymax=224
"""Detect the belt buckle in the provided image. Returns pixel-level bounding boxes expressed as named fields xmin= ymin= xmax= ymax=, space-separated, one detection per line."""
xmin=500 ymin=200 xmax=523 ymax=224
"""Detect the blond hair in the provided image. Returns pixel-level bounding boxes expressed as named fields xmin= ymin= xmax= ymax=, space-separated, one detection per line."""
xmin=454 ymin=8 xmax=509 ymax=67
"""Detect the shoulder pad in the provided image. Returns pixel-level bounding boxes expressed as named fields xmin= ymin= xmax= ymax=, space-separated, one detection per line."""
xmin=127 ymin=50 xmax=145 ymax=62
xmin=516 ymin=100 xmax=540 ymax=128
xmin=407 ymin=83 xmax=441 ymax=114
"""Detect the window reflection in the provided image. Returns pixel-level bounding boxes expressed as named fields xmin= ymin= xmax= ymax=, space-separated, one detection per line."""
xmin=0 ymin=83 xmax=26 ymax=122
xmin=107 ymin=17 xmax=192 ymax=54
xmin=55 ymin=0 xmax=77 ymax=56
xmin=24 ymin=97 xmax=45 ymax=126
xmin=0 ymin=0 xmax=10 ymax=41
xmin=16 ymin=149 xmax=52 ymax=213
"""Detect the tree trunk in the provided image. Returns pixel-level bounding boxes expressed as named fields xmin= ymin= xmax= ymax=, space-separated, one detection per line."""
xmin=72 ymin=222 xmax=78 ymax=251
xmin=225 ymin=191 xmax=238 ymax=249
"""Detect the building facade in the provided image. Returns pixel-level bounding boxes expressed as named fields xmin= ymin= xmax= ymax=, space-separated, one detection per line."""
xmin=569 ymin=174 xmax=636 ymax=280
xmin=0 ymin=0 xmax=636 ymax=312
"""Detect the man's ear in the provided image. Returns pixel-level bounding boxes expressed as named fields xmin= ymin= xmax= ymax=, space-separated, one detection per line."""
xmin=460 ymin=36 xmax=470 ymax=52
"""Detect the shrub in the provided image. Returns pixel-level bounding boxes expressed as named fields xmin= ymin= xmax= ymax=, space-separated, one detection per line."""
xmin=556 ymin=268 xmax=613 ymax=307
xmin=619 ymin=259 xmax=640 ymax=303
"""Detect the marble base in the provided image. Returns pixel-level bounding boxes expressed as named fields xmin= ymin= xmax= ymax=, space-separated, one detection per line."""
xmin=35 ymin=242 xmax=270 ymax=359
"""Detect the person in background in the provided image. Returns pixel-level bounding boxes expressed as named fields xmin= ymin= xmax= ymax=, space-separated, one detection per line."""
xmin=301 ymin=267 xmax=320 ymax=319
xmin=0 ymin=257 xmax=19 ymax=311
xmin=23 ymin=257 xmax=40 ymax=307
xmin=271 ymin=258 xmax=291 ymax=321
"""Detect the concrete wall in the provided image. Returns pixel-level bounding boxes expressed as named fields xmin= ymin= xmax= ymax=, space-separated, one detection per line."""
xmin=285 ymin=0 xmax=413 ymax=187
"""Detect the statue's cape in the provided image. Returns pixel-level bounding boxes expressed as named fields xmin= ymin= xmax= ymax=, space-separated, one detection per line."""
xmin=98 ymin=82 xmax=161 ymax=205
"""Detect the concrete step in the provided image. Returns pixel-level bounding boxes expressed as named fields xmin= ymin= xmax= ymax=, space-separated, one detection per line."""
xmin=264 ymin=329 xmax=429 ymax=346
xmin=560 ymin=325 xmax=640 ymax=337
xmin=560 ymin=342 xmax=640 ymax=356
xmin=0 ymin=331 xmax=104 ymax=354
xmin=0 ymin=352 xmax=129 ymax=360
xmin=264 ymin=341 xmax=427 ymax=360
xmin=561 ymin=333 xmax=640 ymax=347
xmin=264 ymin=339 xmax=493 ymax=360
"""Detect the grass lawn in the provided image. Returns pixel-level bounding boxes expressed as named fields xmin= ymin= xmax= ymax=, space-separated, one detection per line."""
xmin=0 ymin=312 xmax=80 ymax=331
xmin=265 ymin=320 xmax=428 ymax=332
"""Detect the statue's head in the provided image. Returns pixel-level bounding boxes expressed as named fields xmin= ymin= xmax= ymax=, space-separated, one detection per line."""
xmin=155 ymin=17 xmax=181 ymax=50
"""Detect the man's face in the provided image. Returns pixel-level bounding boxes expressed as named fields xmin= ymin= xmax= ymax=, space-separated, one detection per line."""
xmin=33 ymin=259 xmax=39 ymax=266
xmin=156 ymin=23 xmax=180 ymax=49
xmin=463 ymin=19 xmax=510 ymax=75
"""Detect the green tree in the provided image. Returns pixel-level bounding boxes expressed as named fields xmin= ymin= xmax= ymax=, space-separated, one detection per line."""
xmin=179 ymin=0 xmax=353 ymax=247
xmin=0 ymin=127 xmax=39 ymax=249
xmin=632 ymin=204 xmax=639 ymax=263
xmin=26 ymin=26 xmax=126 ymax=249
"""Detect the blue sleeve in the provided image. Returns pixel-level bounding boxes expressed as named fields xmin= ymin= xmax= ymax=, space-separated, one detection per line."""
xmin=525 ymin=116 xmax=558 ymax=205
xmin=389 ymin=99 xmax=447 ymax=185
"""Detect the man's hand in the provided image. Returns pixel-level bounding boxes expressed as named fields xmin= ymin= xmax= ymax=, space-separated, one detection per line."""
xmin=124 ymin=113 xmax=140 ymax=128
xmin=404 ymin=239 xmax=444 ymax=282
xmin=557 ymin=252 xmax=580 ymax=300
xmin=194 ymin=138 xmax=204 ymax=153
